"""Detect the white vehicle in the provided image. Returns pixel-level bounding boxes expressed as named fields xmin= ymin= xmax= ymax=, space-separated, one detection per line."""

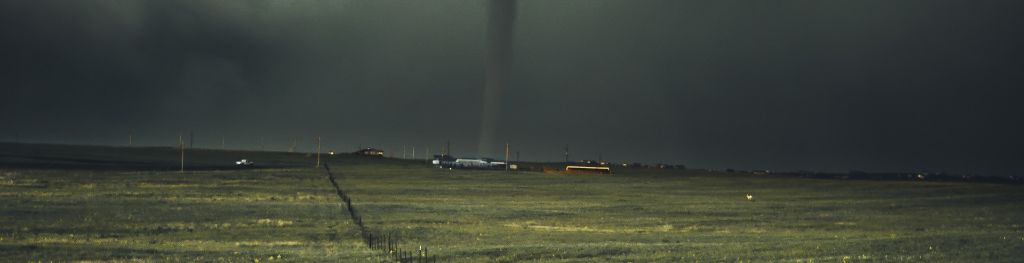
xmin=235 ymin=159 xmax=254 ymax=166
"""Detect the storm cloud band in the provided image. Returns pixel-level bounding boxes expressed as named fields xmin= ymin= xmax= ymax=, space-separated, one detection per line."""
xmin=1 ymin=1 xmax=1023 ymax=176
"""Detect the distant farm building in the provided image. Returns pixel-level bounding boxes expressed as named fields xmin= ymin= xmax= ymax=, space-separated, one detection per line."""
xmin=565 ymin=165 xmax=612 ymax=174
xmin=432 ymin=155 xmax=506 ymax=170
xmin=455 ymin=158 xmax=505 ymax=169
xmin=454 ymin=158 xmax=506 ymax=169
xmin=355 ymin=148 xmax=384 ymax=157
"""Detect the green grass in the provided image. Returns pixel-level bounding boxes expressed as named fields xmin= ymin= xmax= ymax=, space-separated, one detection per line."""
xmin=1 ymin=143 xmax=1022 ymax=262
xmin=334 ymin=165 xmax=1024 ymax=262
xmin=0 ymin=168 xmax=373 ymax=262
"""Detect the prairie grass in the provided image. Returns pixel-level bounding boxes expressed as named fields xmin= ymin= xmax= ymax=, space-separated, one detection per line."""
xmin=0 ymin=168 xmax=373 ymax=262
xmin=333 ymin=163 xmax=1024 ymax=262
xmin=1 ymin=143 xmax=1022 ymax=262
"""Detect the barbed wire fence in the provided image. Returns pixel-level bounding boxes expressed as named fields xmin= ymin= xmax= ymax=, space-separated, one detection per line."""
xmin=323 ymin=164 xmax=438 ymax=263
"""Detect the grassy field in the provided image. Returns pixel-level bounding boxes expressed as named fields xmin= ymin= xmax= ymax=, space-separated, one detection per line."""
xmin=1 ymin=143 xmax=1023 ymax=262
xmin=337 ymin=165 xmax=1024 ymax=262
xmin=0 ymin=168 xmax=374 ymax=262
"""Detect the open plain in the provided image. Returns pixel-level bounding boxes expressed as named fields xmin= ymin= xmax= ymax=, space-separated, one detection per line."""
xmin=1 ymin=143 xmax=1022 ymax=262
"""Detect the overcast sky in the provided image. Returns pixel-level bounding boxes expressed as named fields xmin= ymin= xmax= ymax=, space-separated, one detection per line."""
xmin=2 ymin=1 xmax=1022 ymax=175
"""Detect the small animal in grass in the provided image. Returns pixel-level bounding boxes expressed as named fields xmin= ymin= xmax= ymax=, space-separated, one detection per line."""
xmin=746 ymin=194 xmax=754 ymax=202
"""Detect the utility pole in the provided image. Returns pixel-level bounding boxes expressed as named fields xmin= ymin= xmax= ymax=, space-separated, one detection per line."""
xmin=189 ymin=131 xmax=194 ymax=148
xmin=403 ymin=145 xmax=407 ymax=159
xmin=412 ymin=146 xmax=416 ymax=159
xmin=289 ymin=139 xmax=296 ymax=153
xmin=446 ymin=140 xmax=451 ymax=156
xmin=128 ymin=132 xmax=133 ymax=146
xmin=564 ymin=145 xmax=569 ymax=164
xmin=179 ymin=133 xmax=184 ymax=173
xmin=316 ymin=136 xmax=321 ymax=168
xmin=504 ymin=142 xmax=509 ymax=172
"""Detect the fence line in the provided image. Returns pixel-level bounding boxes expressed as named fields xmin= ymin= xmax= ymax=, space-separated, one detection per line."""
xmin=323 ymin=164 xmax=438 ymax=263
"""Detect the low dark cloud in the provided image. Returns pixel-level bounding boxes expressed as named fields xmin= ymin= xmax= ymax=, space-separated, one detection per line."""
xmin=2 ymin=1 xmax=1022 ymax=175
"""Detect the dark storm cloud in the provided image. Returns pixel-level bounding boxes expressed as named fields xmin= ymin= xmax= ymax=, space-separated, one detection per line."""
xmin=2 ymin=1 xmax=1023 ymax=175
xmin=1 ymin=1 xmax=487 ymax=147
